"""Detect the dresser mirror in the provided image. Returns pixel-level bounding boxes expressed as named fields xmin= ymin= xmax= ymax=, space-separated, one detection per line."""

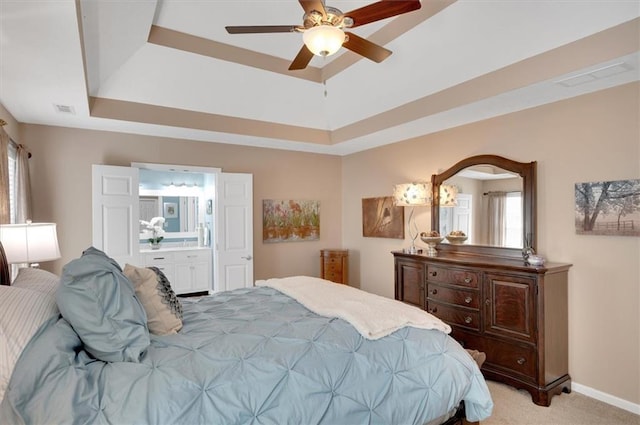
xmin=431 ymin=155 xmax=537 ymax=258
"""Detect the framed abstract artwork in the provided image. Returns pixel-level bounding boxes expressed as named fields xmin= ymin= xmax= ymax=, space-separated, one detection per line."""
xmin=263 ymin=199 xmax=320 ymax=243
xmin=362 ymin=196 xmax=404 ymax=239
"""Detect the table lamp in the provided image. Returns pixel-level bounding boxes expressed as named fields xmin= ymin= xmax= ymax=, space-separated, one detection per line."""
xmin=393 ymin=182 xmax=431 ymax=254
xmin=0 ymin=221 xmax=61 ymax=268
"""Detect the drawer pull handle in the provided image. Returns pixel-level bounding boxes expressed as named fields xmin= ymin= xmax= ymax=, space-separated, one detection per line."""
xmin=464 ymin=277 xmax=472 ymax=283
xmin=464 ymin=296 xmax=472 ymax=304
xmin=517 ymin=357 xmax=526 ymax=365
xmin=431 ymin=271 xmax=437 ymax=277
xmin=430 ymin=289 xmax=437 ymax=295
xmin=464 ymin=316 xmax=472 ymax=324
xmin=153 ymin=257 xmax=165 ymax=260
xmin=485 ymin=299 xmax=491 ymax=305
xmin=428 ymin=307 xmax=438 ymax=314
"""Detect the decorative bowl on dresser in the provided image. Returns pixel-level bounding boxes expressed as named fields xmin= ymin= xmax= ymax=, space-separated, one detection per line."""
xmin=399 ymin=153 xmax=573 ymax=406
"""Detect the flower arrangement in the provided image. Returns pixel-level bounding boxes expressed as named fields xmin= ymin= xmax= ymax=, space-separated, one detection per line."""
xmin=140 ymin=216 xmax=166 ymax=245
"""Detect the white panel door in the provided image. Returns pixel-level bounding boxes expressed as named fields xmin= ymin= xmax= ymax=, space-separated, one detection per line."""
xmin=92 ymin=165 xmax=140 ymax=267
xmin=453 ymin=193 xmax=473 ymax=243
xmin=216 ymin=173 xmax=253 ymax=292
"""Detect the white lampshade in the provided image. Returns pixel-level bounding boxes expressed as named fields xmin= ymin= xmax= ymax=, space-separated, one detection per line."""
xmin=303 ymin=25 xmax=345 ymax=57
xmin=0 ymin=222 xmax=61 ymax=264
xmin=393 ymin=182 xmax=432 ymax=207
xmin=439 ymin=184 xmax=459 ymax=207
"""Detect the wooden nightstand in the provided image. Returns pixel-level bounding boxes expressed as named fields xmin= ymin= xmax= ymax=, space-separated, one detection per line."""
xmin=320 ymin=249 xmax=348 ymax=285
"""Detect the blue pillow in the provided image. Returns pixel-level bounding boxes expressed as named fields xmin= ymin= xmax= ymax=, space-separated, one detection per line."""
xmin=57 ymin=247 xmax=150 ymax=362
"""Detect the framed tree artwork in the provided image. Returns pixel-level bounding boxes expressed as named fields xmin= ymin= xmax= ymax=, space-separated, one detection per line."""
xmin=575 ymin=179 xmax=640 ymax=236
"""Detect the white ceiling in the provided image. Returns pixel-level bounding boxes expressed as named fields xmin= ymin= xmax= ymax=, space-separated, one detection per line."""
xmin=1 ymin=0 xmax=638 ymax=156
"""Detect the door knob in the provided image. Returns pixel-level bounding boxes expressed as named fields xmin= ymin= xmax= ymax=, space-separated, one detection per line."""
xmin=241 ymin=255 xmax=252 ymax=260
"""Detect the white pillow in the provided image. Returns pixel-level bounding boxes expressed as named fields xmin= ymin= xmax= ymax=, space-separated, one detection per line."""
xmin=12 ymin=267 xmax=60 ymax=296
xmin=0 ymin=286 xmax=59 ymax=401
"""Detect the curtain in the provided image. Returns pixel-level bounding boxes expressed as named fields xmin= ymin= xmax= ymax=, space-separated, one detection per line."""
xmin=0 ymin=128 xmax=9 ymax=224
xmin=15 ymin=144 xmax=32 ymax=223
xmin=487 ymin=191 xmax=507 ymax=246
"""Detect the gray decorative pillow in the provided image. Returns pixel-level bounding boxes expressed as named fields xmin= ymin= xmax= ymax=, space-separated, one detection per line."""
xmin=57 ymin=247 xmax=150 ymax=363
xmin=124 ymin=264 xmax=183 ymax=335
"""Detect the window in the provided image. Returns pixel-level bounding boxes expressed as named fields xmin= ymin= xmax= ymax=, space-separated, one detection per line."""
xmin=504 ymin=191 xmax=523 ymax=248
xmin=7 ymin=141 xmax=17 ymax=224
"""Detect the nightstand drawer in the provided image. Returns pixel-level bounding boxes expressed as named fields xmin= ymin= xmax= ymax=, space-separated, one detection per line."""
xmin=427 ymin=284 xmax=479 ymax=309
xmin=427 ymin=266 xmax=479 ymax=288
xmin=427 ymin=300 xmax=479 ymax=331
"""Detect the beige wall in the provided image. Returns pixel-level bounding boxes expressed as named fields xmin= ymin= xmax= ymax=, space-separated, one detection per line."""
xmin=5 ymin=82 xmax=638 ymax=407
xmin=20 ymin=126 xmax=343 ymax=281
xmin=342 ymin=82 xmax=640 ymax=406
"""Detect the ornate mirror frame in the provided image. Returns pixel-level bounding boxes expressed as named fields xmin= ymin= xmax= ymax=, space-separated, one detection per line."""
xmin=431 ymin=154 xmax=537 ymax=259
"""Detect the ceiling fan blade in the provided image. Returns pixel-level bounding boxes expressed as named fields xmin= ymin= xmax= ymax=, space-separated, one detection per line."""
xmin=225 ymin=25 xmax=298 ymax=34
xmin=288 ymin=45 xmax=315 ymax=70
xmin=299 ymin=0 xmax=327 ymax=18
xmin=343 ymin=32 xmax=391 ymax=63
xmin=345 ymin=0 xmax=421 ymax=28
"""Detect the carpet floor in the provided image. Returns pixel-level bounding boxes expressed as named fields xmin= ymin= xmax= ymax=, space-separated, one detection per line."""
xmin=482 ymin=381 xmax=640 ymax=425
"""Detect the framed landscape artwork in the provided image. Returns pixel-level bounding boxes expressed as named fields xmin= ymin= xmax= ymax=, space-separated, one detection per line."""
xmin=362 ymin=196 xmax=404 ymax=239
xmin=575 ymin=179 xmax=640 ymax=236
xmin=263 ymin=199 xmax=320 ymax=243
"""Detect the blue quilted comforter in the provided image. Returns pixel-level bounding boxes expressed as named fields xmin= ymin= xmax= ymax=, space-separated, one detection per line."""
xmin=1 ymin=287 xmax=492 ymax=424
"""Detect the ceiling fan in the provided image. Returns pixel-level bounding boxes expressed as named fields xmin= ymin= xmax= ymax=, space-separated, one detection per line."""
xmin=225 ymin=0 xmax=422 ymax=70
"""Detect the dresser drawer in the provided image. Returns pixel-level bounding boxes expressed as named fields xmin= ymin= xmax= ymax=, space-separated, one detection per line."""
xmin=324 ymin=271 xmax=344 ymax=283
xmin=427 ymin=266 xmax=479 ymax=288
xmin=427 ymin=300 xmax=480 ymax=331
xmin=453 ymin=330 xmax=537 ymax=381
xmin=427 ymin=284 xmax=479 ymax=309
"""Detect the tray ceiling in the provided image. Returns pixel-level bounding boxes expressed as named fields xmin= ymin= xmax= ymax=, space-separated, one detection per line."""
xmin=0 ymin=0 xmax=638 ymax=155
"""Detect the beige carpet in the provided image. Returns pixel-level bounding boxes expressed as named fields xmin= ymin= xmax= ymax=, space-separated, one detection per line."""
xmin=482 ymin=381 xmax=640 ymax=425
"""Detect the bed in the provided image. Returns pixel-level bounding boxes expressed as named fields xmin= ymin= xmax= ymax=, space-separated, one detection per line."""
xmin=0 ymin=246 xmax=493 ymax=425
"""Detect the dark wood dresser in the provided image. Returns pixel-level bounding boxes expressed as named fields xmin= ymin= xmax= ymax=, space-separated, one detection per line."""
xmin=393 ymin=250 xmax=572 ymax=406
xmin=320 ymin=249 xmax=348 ymax=285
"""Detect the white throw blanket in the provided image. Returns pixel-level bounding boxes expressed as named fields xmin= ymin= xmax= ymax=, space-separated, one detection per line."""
xmin=256 ymin=276 xmax=451 ymax=340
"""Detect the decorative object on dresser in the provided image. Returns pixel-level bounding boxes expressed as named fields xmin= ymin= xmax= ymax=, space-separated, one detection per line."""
xmin=320 ymin=249 xmax=348 ymax=285
xmin=392 ymin=182 xmax=431 ymax=254
xmin=396 ymin=153 xmax=572 ymax=407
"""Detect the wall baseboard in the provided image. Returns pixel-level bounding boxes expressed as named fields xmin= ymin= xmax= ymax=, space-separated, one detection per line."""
xmin=573 ymin=382 xmax=640 ymax=415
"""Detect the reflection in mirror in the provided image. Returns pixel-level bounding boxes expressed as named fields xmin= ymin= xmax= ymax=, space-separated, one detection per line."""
xmin=440 ymin=166 xmax=523 ymax=248
xmin=140 ymin=196 xmax=200 ymax=233
xmin=138 ymin=168 xmax=209 ymax=237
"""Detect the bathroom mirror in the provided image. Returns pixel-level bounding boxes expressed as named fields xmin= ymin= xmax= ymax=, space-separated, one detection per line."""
xmin=431 ymin=155 xmax=537 ymax=258
xmin=137 ymin=167 xmax=210 ymax=239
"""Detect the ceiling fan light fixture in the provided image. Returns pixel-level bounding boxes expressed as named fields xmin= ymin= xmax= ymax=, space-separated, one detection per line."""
xmin=303 ymin=25 xmax=345 ymax=57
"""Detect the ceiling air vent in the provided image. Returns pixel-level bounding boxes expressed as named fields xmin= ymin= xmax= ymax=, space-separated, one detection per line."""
xmin=53 ymin=104 xmax=76 ymax=115
xmin=554 ymin=62 xmax=632 ymax=87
